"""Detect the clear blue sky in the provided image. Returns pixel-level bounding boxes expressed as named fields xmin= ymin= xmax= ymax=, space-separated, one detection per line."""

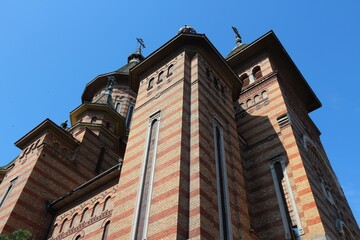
xmin=1 ymin=0 xmax=359 ymax=225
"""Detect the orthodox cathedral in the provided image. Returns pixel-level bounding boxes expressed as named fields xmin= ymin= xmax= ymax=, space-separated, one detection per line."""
xmin=0 ymin=26 xmax=359 ymax=239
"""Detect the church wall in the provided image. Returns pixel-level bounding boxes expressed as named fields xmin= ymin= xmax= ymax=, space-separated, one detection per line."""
xmin=48 ymin=182 xmax=117 ymax=240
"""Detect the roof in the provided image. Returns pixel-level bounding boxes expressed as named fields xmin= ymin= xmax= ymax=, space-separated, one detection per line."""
xmin=226 ymin=30 xmax=321 ymax=113
xmin=15 ymin=118 xmax=79 ymax=150
xmin=49 ymin=163 xmax=121 ymax=211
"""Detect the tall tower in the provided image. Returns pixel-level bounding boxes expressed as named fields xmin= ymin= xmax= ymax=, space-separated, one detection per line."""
xmin=228 ymin=31 xmax=359 ymax=239
xmin=108 ymin=27 xmax=253 ymax=239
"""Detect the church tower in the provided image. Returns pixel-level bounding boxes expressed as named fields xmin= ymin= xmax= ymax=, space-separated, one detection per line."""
xmin=228 ymin=31 xmax=359 ymax=239
xmin=108 ymin=26 xmax=253 ymax=239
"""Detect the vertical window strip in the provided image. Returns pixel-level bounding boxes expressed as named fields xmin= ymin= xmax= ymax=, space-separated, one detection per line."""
xmin=102 ymin=221 xmax=110 ymax=240
xmin=213 ymin=120 xmax=232 ymax=240
xmin=0 ymin=177 xmax=17 ymax=208
xmin=126 ymin=103 xmax=135 ymax=129
xmin=133 ymin=112 xmax=161 ymax=240
xmin=270 ymin=158 xmax=303 ymax=239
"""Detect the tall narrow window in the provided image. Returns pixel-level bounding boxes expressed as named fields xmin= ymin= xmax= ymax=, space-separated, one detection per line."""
xmin=148 ymin=78 xmax=154 ymax=90
xmin=133 ymin=113 xmax=160 ymax=240
xmin=81 ymin=208 xmax=89 ymax=222
xmin=95 ymin=147 xmax=105 ymax=174
xmin=92 ymin=202 xmax=100 ymax=217
xmin=102 ymin=221 xmax=110 ymax=240
xmin=126 ymin=103 xmax=135 ymax=129
xmin=157 ymin=71 xmax=164 ymax=83
xmin=70 ymin=213 xmax=78 ymax=228
xmin=167 ymin=64 xmax=174 ymax=77
xmin=115 ymin=101 xmax=122 ymax=113
xmin=213 ymin=120 xmax=232 ymax=239
xmin=0 ymin=177 xmax=17 ymax=208
xmin=60 ymin=218 xmax=68 ymax=233
xmin=270 ymin=158 xmax=303 ymax=239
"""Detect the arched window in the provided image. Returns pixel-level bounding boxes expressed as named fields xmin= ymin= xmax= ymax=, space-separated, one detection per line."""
xmin=75 ymin=235 xmax=82 ymax=240
xmin=70 ymin=213 xmax=78 ymax=228
xmin=254 ymin=95 xmax=261 ymax=104
xmin=103 ymin=196 xmax=111 ymax=211
xmin=102 ymin=221 xmax=110 ymax=240
xmin=167 ymin=64 xmax=174 ymax=77
xmin=92 ymin=202 xmax=100 ymax=217
xmin=52 ymin=224 xmax=58 ymax=236
xmin=91 ymin=116 xmax=97 ymax=123
xmin=246 ymin=99 xmax=254 ymax=108
xmin=252 ymin=66 xmax=262 ymax=80
xmin=157 ymin=71 xmax=164 ymax=83
xmin=240 ymin=74 xmax=249 ymax=87
xmin=115 ymin=101 xmax=122 ymax=113
xmin=147 ymin=78 xmax=154 ymax=90
xmin=81 ymin=208 xmax=89 ymax=222
xmin=60 ymin=218 xmax=68 ymax=233
xmin=106 ymin=121 xmax=111 ymax=130
xmin=261 ymin=90 xmax=268 ymax=99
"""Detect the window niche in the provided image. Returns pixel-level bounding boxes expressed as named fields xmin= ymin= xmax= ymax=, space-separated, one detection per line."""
xmin=240 ymin=73 xmax=250 ymax=87
xmin=167 ymin=64 xmax=174 ymax=77
xmin=252 ymin=66 xmax=262 ymax=80
xmin=147 ymin=78 xmax=154 ymax=90
xmin=157 ymin=71 xmax=164 ymax=83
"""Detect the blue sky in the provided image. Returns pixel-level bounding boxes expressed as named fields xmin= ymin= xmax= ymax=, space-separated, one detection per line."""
xmin=1 ymin=0 xmax=359 ymax=225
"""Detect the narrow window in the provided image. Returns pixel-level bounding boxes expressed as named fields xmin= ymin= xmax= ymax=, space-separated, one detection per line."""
xmin=102 ymin=221 xmax=110 ymax=240
xmin=252 ymin=66 xmax=262 ymax=79
xmin=70 ymin=213 xmax=78 ymax=228
xmin=213 ymin=120 xmax=232 ymax=239
xmin=240 ymin=73 xmax=249 ymax=87
xmin=95 ymin=147 xmax=105 ymax=174
xmin=92 ymin=202 xmax=100 ymax=217
xmin=133 ymin=113 xmax=160 ymax=239
xmin=214 ymin=76 xmax=219 ymax=89
xmin=103 ymin=196 xmax=111 ymax=211
xmin=270 ymin=158 xmax=303 ymax=239
xmin=91 ymin=116 xmax=97 ymax=123
xmin=0 ymin=177 xmax=17 ymax=208
xmin=115 ymin=101 xmax=122 ymax=113
xmin=126 ymin=103 xmax=135 ymax=129
xmin=75 ymin=236 xmax=81 ymax=240
xmin=147 ymin=78 xmax=154 ymax=90
xmin=81 ymin=208 xmax=89 ymax=222
xmin=157 ymin=71 xmax=164 ymax=83
xmin=167 ymin=64 xmax=174 ymax=77
xmin=60 ymin=218 xmax=68 ymax=233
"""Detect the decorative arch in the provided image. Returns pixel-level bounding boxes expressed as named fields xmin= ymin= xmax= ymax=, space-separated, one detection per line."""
xmin=240 ymin=73 xmax=249 ymax=87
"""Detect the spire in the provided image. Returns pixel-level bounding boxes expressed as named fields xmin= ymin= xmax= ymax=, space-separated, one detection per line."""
xmin=232 ymin=26 xmax=243 ymax=48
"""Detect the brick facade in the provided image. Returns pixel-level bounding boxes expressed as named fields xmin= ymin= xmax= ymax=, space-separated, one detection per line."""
xmin=0 ymin=29 xmax=358 ymax=240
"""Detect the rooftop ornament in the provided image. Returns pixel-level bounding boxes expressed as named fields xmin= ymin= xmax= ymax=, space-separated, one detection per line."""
xmin=232 ymin=26 xmax=243 ymax=47
xmin=178 ymin=25 xmax=197 ymax=34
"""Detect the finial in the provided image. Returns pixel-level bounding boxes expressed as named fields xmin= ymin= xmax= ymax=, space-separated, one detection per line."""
xmin=178 ymin=25 xmax=197 ymax=34
xmin=136 ymin=38 xmax=146 ymax=55
xmin=232 ymin=26 xmax=242 ymax=47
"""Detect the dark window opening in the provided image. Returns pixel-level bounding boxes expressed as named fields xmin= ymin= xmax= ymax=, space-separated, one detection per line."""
xmin=252 ymin=66 xmax=262 ymax=79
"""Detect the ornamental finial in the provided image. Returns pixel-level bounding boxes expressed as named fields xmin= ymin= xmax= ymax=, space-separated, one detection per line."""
xmin=232 ymin=26 xmax=242 ymax=47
